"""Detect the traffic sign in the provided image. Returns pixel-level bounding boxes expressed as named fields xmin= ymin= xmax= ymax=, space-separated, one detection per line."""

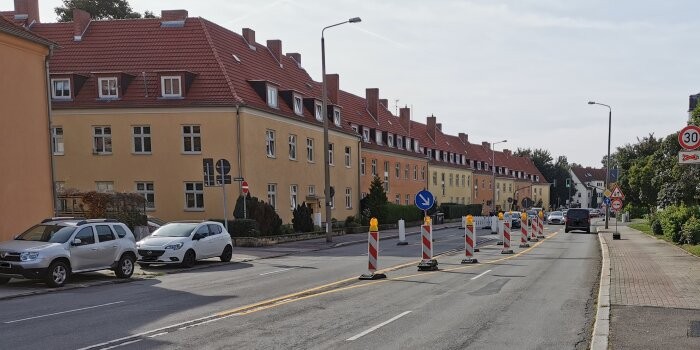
xmin=611 ymin=198 xmax=623 ymax=212
xmin=216 ymin=159 xmax=231 ymax=175
xmin=415 ymin=190 xmax=435 ymax=210
xmin=603 ymin=197 xmax=611 ymax=206
xmin=678 ymin=125 xmax=700 ymax=150
xmin=679 ymin=150 xmax=700 ymax=164
xmin=241 ymin=181 xmax=249 ymax=194
xmin=603 ymin=189 xmax=612 ymax=198
xmin=610 ymin=185 xmax=625 ymax=200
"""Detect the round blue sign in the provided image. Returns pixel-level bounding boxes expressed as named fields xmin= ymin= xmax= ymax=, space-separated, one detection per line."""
xmin=415 ymin=190 xmax=435 ymax=210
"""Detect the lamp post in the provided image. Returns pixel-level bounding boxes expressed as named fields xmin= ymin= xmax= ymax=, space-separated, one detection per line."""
xmin=322 ymin=17 xmax=361 ymax=243
xmin=588 ymin=101 xmax=611 ymax=230
xmin=491 ymin=140 xmax=507 ymax=214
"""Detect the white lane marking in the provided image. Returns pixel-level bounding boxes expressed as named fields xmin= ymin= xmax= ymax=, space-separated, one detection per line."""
xmin=346 ymin=311 xmax=412 ymax=341
xmin=99 ymin=339 xmax=142 ymax=350
xmin=148 ymin=332 xmax=168 ymax=338
xmin=471 ymin=269 xmax=492 ymax=280
xmin=259 ymin=267 xmax=297 ymax=276
xmin=4 ymin=301 xmax=125 ymax=324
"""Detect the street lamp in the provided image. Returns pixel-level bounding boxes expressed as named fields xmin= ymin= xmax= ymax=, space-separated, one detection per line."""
xmin=322 ymin=17 xmax=361 ymax=243
xmin=588 ymin=101 xmax=611 ymax=230
xmin=491 ymin=139 xmax=507 ymax=215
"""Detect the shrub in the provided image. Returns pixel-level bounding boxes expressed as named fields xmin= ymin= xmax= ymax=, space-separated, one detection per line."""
xmin=280 ymin=224 xmax=295 ymax=235
xmin=343 ymin=216 xmax=361 ymax=234
xmin=681 ymin=216 xmax=700 ymax=245
xmin=384 ymin=203 xmax=423 ymax=224
xmin=623 ymin=203 xmax=648 ymax=219
xmin=228 ymin=219 xmax=260 ymax=237
xmin=292 ymin=202 xmax=314 ymax=233
xmin=438 ymin=203 xmax=482 ymax=219
xmin=233 ymin=194 xmax=282 ymax=235
xmin=651 ymin=220 xmax=663 ymax=235
xmin=657 ymin=205 xmax=694 ymax=241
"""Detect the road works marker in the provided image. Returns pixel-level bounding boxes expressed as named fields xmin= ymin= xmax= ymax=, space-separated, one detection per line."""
xmin=530 ymin=216 xmax=539 ymax=242
xmin=360 ymin=218 xmax=386 ymax=280
xmin=462 ymin=215 xmax=478 ymax=264
xmin=519 ymin=212 xmax=530 ymax=248
xmin=501 ymin=214 xmax=514 ymax=254
xmin=537 ymin=212 xmax=545 ymax=239
xmin=417 ymin=216 xmax=438 ymax=271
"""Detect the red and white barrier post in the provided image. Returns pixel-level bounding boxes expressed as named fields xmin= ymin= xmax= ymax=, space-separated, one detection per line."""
xmin=418 ymin=216 xmax=438 ymax=271
xmin=462 ymin=215 xmax=478 ymax=264
xmin=360 ymin=218 xmax=386 ymax=280
xmin=501 ymin=213 xmax=514 ymax=254
xmin=519 ymin=212 xmax=530 ymax=248
xmin=530 ymin=215 xmax=539 ymax=242
xmin=537 ymin=211 xmax=545 ymax=238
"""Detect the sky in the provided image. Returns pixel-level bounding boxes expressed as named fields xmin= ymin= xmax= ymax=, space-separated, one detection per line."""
xmin=28 ymin=0 xmax=700 ymax=167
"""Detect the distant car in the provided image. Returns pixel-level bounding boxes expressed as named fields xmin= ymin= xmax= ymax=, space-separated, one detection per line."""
xmin=136 ymin=221 xmax=232 ymax=268
xmin=0 ymin=218 xmax=137 ymax=287
xmin=565 ymin=208 xmax=591 ymax=233
xmin=590 ymin=209 xmax=603 ymax=217
xmin=547 ymin=211 xmax=565 ymax=225
xmin=504 ymin=212 xmax=521 ymax=229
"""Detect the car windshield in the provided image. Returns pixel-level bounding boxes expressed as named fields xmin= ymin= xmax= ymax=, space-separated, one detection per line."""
xmin=15 ymin=224 xmax=76 ymax=243
xmin=550 ymin=211 xmax=563 ymax=216
xmin=151 ymin=223 xmax=198 ymax=237
xmin=568 ymin=210 xmax=589 ymax=219
xmin=527 ymin=210 xmax=537 ymax=216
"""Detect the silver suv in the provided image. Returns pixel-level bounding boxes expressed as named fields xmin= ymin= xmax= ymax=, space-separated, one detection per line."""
xmin=0 ymin=218 xmax=138 ymax=287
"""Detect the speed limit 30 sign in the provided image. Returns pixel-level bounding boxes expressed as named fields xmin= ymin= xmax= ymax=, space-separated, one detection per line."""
xmin=678 ymin=125 xmax=700 ymax=150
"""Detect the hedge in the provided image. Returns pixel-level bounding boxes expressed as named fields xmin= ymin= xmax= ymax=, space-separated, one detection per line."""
xmin=439 ymin=203 xmax=483 ymax=219
xmin=656 ymin=205 xmax=700 ymax=243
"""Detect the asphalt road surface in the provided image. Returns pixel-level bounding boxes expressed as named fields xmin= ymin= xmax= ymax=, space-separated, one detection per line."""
xmin=0 ymin=224 xmax=600 ymax=350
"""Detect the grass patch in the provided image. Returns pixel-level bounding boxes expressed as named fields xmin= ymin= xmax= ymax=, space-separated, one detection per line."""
xmin=628 ymin=219 xmax=700 ymax=257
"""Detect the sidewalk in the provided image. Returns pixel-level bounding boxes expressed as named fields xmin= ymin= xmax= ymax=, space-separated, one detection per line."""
xmin=602 ymin=225 xmax=700 ymax=349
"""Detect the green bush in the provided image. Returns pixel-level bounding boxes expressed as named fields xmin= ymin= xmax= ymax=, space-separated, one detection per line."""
xmin=228 ymin=219 xmax=260 ymax=237
xmin=383 ymin=203 xmax=423 ymax=224
xmin=232 ymin=194 xmax=282 ymax=236
xmin=681 ymin=216 xmax=700 ymax=245
xmin=651 ymin=220 xmax=663 ymax=235
xmin=623 ymin=203 xmax=648 ymax=219
xmin=438 ymin=203 xmax=483 ymax=219
xmin=657 ymin=205 xmax=700 ymax=242
xmin=292 ymin=202 xmax=314 ymax=233
xmin=344 ymin=216 xmax=362 ymax=233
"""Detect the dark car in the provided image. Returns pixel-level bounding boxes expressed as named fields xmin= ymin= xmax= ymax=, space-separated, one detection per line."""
xmin=565 ymin=208 xmax=591 ymax=233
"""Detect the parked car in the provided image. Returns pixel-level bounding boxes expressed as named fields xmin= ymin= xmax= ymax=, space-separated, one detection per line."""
xmin=504 ymin=212 xmax=521 ymax=229
xmin=547 ymin=211 xmax=565 ymax=225
xmin=0 ymin=218 xmax=137 ymax=287
xmin=565 ymin=208 xmax=591 ymax=233
xmin=590 ymin=208 xmax=603 ymax=218
xmin=136 ymin=221 xmax=232 ymax=268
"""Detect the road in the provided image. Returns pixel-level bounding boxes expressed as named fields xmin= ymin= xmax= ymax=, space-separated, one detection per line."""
xmin=0 ymin=224 xmax=600 ymax=350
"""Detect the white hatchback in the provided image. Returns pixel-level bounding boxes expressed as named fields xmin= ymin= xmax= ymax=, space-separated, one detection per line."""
xmin=136 ymin=221 xmax=232 ymax=268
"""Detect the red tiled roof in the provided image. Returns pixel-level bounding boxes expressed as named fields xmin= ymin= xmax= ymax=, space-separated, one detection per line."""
xmin=571 ymin=166 xmax=607 ymax=183
xmin=0 ymin=14 xmax=54 ymax=47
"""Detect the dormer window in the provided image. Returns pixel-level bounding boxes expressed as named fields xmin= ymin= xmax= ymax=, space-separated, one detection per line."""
xmin=98 ymin=77 xmax=118 ymax=99
xmin=267 ymin=85 xmax=278 ymax=108
xmin=477 ymin=162 xmax=482 ymax=170
xmin=315 ymin=102 xmax=323 ymax=121
xmin=351 ymin=124 xmax=359 ymax=133
xmin=362 ymin=128 xmax=370 ymax=142
xmin=415 ymin=140 xmax=420 ymax=153
xmin=51 ymin=79 xmax=71 ymax=99
xmin=388 ymin=134 xmax=394 ymax=147
xmin=293 ymin=94 xmax=303 ymax=115
xmin=333 ymin=108 xmax=341 ymax=126
xmin=397 ymin=136 xmax=403 ymax=149
xmin=161 ymin=76 xmax=182 ymax=97
xmin=375 ymin=130 xmax=382 ymax=145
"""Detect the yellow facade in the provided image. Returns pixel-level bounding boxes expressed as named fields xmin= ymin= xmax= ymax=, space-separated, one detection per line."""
xmin=0 ymin=31 xmax=53 ymax=241
xmin=495 ymin=177 xmax=517 ymax=211
xmin=427 ymin=164 xmax=473 ymax=205
xmin=532 ymin=184 xmax=551 ymax=210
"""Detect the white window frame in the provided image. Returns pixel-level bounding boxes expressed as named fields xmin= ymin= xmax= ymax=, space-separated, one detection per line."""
xmin=345 ymin=187 xmax=352 ymax=209
xmin=333 ymin=108 xmax=341 ymax=127
xmin=405 ymin=164 xmax=410 ymax=179
xmin=351 ymin=124 xmax=359 ymax=133
xmin=388 ymin=134 xmax=394 ymax=147
xmin=267 ymin=85 xmax=278 ymax=108
xmin=308 ymin=185 xmax=315 ymax=196
xmin=132 ymin=125 xmax=151 ymax=154
xmin=182 ymin=125 xmax=201 ymax=154
xmin=414 ymin=165 xmax=418 ymax=180
xmin=95 ymin=181 xmax=114 ymax=193
xmin=93 ymin=126 xmax=112 ymax=155
xmin=395 ymin=194 xmax=400 ymax=205
xmin=328 ymin=143 xmax=334 ymax=165
xmin=362 ymin=128 xmax=370 ymax=143
xmin=361 ymin=158 xmax=366 ymax=175
xmin=344 ymin=146 xmax=351 ymax=167
xmin=267 ymin=183 xmax=277 ymax=210
xmin=290 ymin=184 xmax=298 ymax=209
xmin=136 ymin=182 xmax=155 ymax=210
xmin=266 ymin=129 xmax=276 ymax=158
xmin=406 ymin=194 xmax=410 ymax=206
xmin=98 ymin=77 xmax=118 ymax=99
xmin=375 ymin=131 xmax=383 ymax=145
xmin=395 ymin=162 xmax=401 ymax=178
xmin=161 ymin=76 xmax=182 ymax=97
xmin=52 ymin=127 xmax=64 ymax=155
xmin=51 ymin=78 xmax=71 ymax=99
xmin=306 ymin=137 xmax=314 ymax=162
xmin=288 ymin=134 xmax=297 ymax=160
xmin=184 ymin=182 xmax=204 ymax=210
xmin=315 ymin=102 xmax=323 ymax=121
xmin=371 ymin=159 xmax=377 ymax=176
xmin=293 ymin=95 xmax=303 ymax=115
xmin=397 ymin=136 xmax=403 ymax=149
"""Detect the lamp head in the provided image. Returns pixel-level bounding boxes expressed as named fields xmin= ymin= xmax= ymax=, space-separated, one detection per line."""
xmin=349 ymin=17 xmax=362 ymax=23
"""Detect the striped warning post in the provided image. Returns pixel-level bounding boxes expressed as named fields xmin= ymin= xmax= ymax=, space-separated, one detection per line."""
xmin=537 ymin=214 xmax=545 ymax=238
xmin=520 ymin=212 xmax=530 ymax=248
xmin=359 ymin=218 xmax=386 ymax=280
xmin=418 ymin=216 xmax=438 ymax=271
xmin=462 ymin=215 xmax=478 ymax=264
xmin=502 ymin=220 xmax=514 ymax=254
xmin=530 ymin=216 xmax=539 ymax=242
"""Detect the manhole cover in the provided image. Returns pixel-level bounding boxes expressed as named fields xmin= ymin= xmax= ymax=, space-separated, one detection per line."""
xmin=689 ymin=321 xmax=700 ymax=337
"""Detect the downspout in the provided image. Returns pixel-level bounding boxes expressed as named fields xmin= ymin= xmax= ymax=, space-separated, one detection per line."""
xmin=45 ymin=46 xmax=57 ymax=216
xmin=357 ymin=135 xmax=361 ymax=218
xmin=235 ymin=104 xmax=243 ymax=196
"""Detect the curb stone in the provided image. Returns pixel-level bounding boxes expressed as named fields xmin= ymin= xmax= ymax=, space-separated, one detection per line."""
xmin=591 ymin=232 xmax=611 ymax=350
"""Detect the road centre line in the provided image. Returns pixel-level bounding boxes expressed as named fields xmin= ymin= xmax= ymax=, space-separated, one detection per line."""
xmin=346 ymin=311 xmax=412 ymax=341
xmin=259 ymin=267 xmax=297 ymax=276
xmin=4 ymin=301 xmax=125 ymax=324
xmin=99 ymin=339 xmax=142 ymax=350
xmin=471 ymin=269 xmax=492 ymax=280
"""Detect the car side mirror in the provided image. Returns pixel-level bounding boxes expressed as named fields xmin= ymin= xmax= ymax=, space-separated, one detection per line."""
xmin=71 ymin=238 xmax=82 ymax=246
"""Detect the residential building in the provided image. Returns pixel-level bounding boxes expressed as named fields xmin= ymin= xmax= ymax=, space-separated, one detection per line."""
xmin=569 ymin=166 xmax=615 ymax=208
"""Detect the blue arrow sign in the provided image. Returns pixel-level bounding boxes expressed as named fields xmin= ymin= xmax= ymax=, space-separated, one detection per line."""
xmin=603 ymin=197 xmax=611 ymax=206
xmin=415 ymin=190 xmax=435 ymax=210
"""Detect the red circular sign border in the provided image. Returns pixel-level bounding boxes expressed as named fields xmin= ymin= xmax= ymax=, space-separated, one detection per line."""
xmin=678 ymin=125 xmax=700 ymax=150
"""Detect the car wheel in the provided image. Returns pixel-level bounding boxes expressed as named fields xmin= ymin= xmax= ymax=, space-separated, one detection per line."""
xmin=45 ymin=260 xmax=70 ymax=288
xmin=565 ymin=229 xmax=570 ymax=233
xmin=181 ymin=250 xmax=196 ymax=268
xmin=138 ymin=263 xmax=151 ymax=268
xmin=586 ymin=229 xmax=591 ymax=233
xmin=0 ymin=277 xmax=10 ymax=285
xmin=220 ymin=245 xmax=233 ymax=262
xmin=115 ymin=254 xmax=135 ymax=278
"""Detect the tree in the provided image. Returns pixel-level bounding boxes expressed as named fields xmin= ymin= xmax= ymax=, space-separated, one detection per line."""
xmin=55 ymin=0 xmax=147 ymax=21
xmin=360 ymin=176 xmax=388 ymax=224
xmin=292 ymin=202 xmax=314 ymax=233
xmin=590 ymin=187 xmax=598 ymax=208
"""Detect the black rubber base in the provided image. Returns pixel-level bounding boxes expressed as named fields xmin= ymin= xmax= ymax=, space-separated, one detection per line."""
xmin=359 ymin=272 xmax=387 ymax=280
xmin=417 ymin=259 xmax=439 ymax=271
xmin=497 ymin=241 xmax=504 ymax=245
xmin=519 ymin=244 xmax=530 ymax=248
xmin=461 ymin=258 xmax=478 ymax=264
xmin=501 ymin=249 xmax=514 ymax=254
xmin=474 ymin=248 xmax=480 ymax=252
xmin=537 ymin=235 xmax=545 ymax=239
xmin=396 ymin=241 xmax=408 ymax=246
xmin=613 ymin=233 xmax=621 ymax=240
xmin=530 ymin=238 xmax=539 ymax=242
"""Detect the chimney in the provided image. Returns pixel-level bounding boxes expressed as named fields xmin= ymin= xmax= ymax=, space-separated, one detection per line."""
xmin=161 ymin=9 xmax=188 ymax=21
xmin=14 ymin=0 xmax=39 ymax=24
xmin=73 ymin=9 xmax=91 ymax=42
xmin=286 ymin=53 xmax=301 ymax=66
xmin=482 ymin=141 xmax=491 ymax=150
xmin=267 ymin=40 xmax=282 ymax=64
xmin=379 ymin=99 xmax=388 ymax=109
xmin=427 ymin=115 xmax=437 ymax=140
xmin=399 ymin=107 xmax=410 ymax=131
xmin=366 ymin=88 xmax=379 ymax=118
xmin=242 ymin=28 xmax=256 ymax=47
xmin=458 ymin=132 xmax=469 ymax=144
xmin=326 ymin=74 xmax=339 ymax=104
xmin=503 ymin=149 xmax=511 ymax=156
xmin=436 ymin=123 xmax=442 ymax=131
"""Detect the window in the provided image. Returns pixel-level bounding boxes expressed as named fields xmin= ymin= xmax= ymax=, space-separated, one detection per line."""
xmin=136 ymin=182 xmax=155 ymax=210
xmin=395 ymin=194 xmax=401 ymax=205
xmin=351 ymin=124 xmax=359 ymax=133
xmin=345 ymin=187 xmax=352 ymax=209
xmin=306 ymin=138 xmax=314 ymax=162
xmin=362 ymin=129 xmax=370 ymax=142
xmin=267 ymin=85 xmax=278 ymax=108
xmin=361 ymin=158 xmax=366 ymax=175
xmin=161 ymin=76 xmax=182 ymax=97
xmin=333 ymin=108 xmax=341 ymax=126
xmin=267 ymin=184 xmax=277 ymax=209
xmin=93 ymin=126 xmax=112 ymax=154
xmin=433 ymin=171 xmax=437 ymax=186
xmin=290 ymin=185 xmax=298 ymax=209
xmin=293 ymin=95 xmax=303 ymax=115
xmin=371 ymin=159 xmax=377 ymax=176
xmin=52 ymin=127 xmax=64 ymax=155
xmin=315 ymin=102 xmax=323 ymax=121
xmin=96 ymin=225 xmax=115 ymax=242
xmin=421 ymin=166 xmax=426 ymax=180
xmin=182 ymin=125 xmax=201 ymax=153
xmin=266 ymin=130 xmax=276 ymax=157
xmin=133 ymin=126 xmax=151 ymax=154
xmin=449 ymin=174 xmax=453 ymax=187
xmin=344 ymin=146 xmax=351 ymax=167
xmin=98 ymin=77 xmax=118 ymax=99
xmin=414 ymin=165 xmax=418 ymax=180
xmin=185 ymin=182 xmax=204 ymax=210
xmin=308 ymin=185 xmax=315 ymax=196
xmin=376 ymin=131 xmax=383 ymax=145
xmin=388 ymin=134 xmax=394 ymax=147
xmin=384 ymin=161 xmax=390 ymax=191
xmin=395 ymin=163 xmax=401 ymax=178
xmin=288 ymin=134 xmax=297 ymax=160
xmin=96 ymin=181 xmax=114 ymax=193
xmin=405 ymin=164 xmax=410 ymax=179
xmin=74 ymin=227 xmax=95 ymax=245
xmin=208 ymin=224 xmax=223 ymax=235
xmin=51 ymin=78 xmax=71 ymax=99
xmin=397 ymin=136 xmax=403 ymax=149
xmin=328 ymin=143 xmax=334 ymax=165
xmin=406 ymin=194 xmax=410 ymax=205
xmin=113 ymin=225 xmax=128 ymax=238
